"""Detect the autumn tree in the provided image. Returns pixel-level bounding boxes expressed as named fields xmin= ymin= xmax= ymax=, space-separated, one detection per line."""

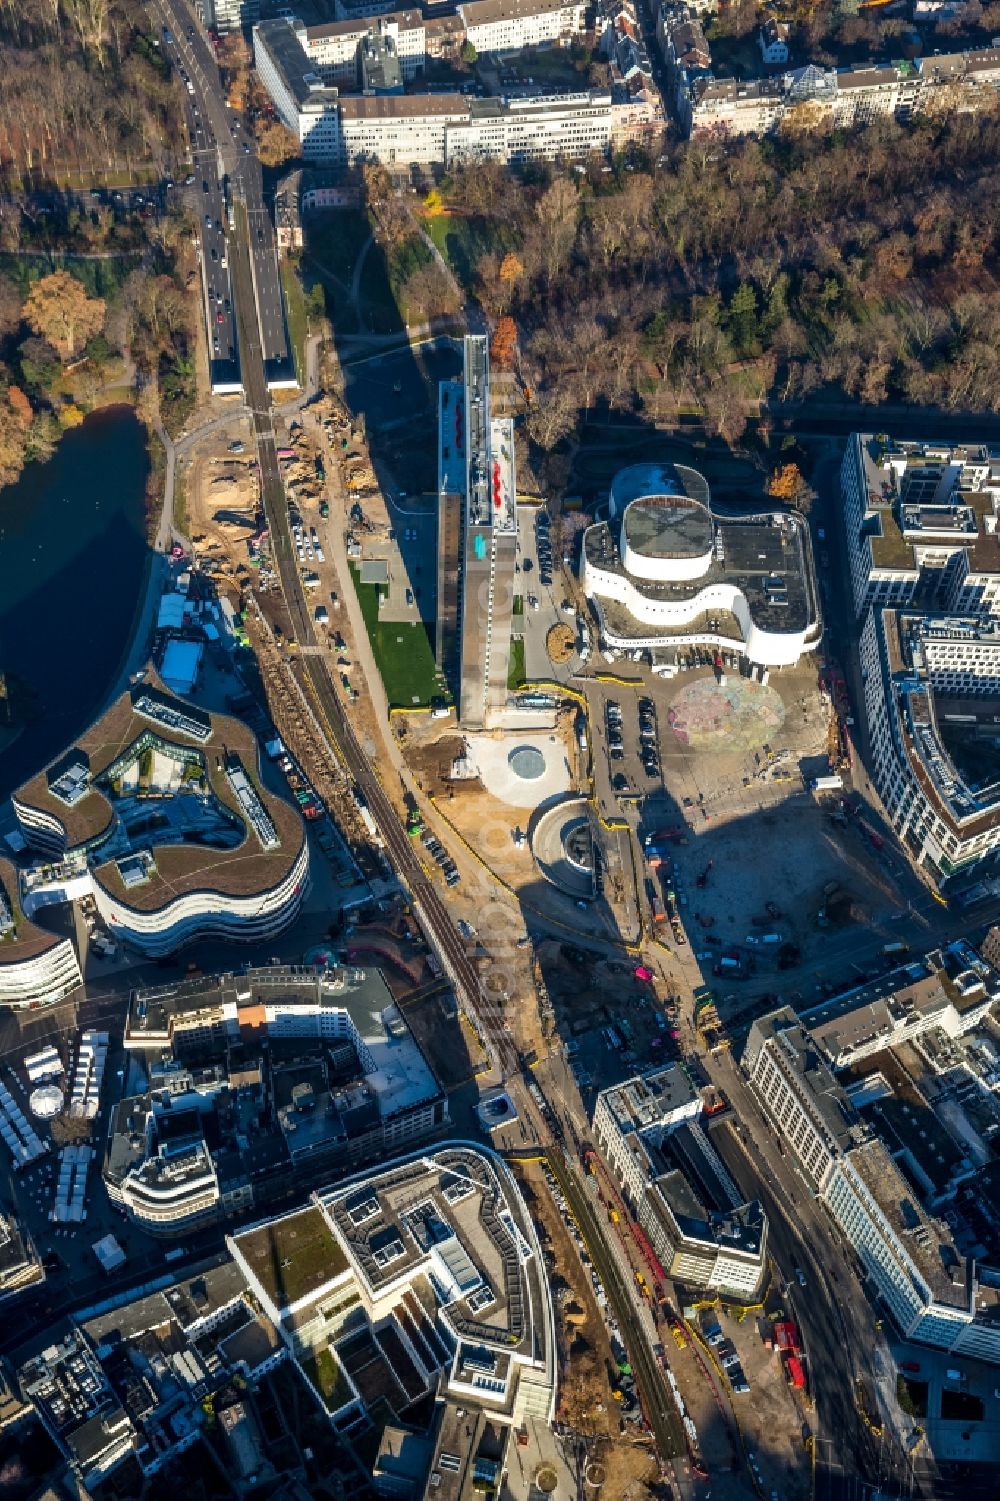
xmin=491 ymin=315 xmax=518 ymax=371
xmin=255 ymin=120 xmax=299 ymax=168
xmin=0 ymin=384 xmax=32 ymax=489
xmin=533 ymin=177 xmax=579 ymax=287
xmin=766 ymin=462 xmax=815 ymax=513
xmin=0 ymin=274 xmax=21 ymax=338
xmin=362 ymin=163 xmax=410 ymax=249
xmin=23 ymin=272 xmax=105 ymax=361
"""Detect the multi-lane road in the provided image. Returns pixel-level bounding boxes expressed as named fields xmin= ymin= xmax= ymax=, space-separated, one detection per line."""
xmin=157 ymin=3 xmax=292 ymax=388
xmin=704 ymin=1049 xmax=922 ymax=1500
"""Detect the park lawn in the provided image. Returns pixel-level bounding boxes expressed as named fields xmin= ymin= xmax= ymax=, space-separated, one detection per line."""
xmin=305 ymin=208 xmax=372 ymax=284
xmin=507 ymin=635 xmax=526 ymax=690
xmin=424 ymin=212 xmax=517 ymax=296
xmin=358 ymin=237 xmax=405 ymax=334
xmin=302 ymin=208 xmax=372 ymax=336
xmin=350 ymin=565 xmax=440 ymax=707
xmin=280 ymin=255 xmax=307 ymax=385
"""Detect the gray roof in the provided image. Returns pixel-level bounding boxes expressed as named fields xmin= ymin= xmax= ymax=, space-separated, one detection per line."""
xmin=255 ymin=19 xmax=339 ymax=111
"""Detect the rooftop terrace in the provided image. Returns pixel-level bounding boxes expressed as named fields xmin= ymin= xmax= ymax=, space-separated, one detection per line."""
xmin=14 ymin=679 xmax=304 ymax=910
xmin=585 ymin=506 xmax=816 ymax=636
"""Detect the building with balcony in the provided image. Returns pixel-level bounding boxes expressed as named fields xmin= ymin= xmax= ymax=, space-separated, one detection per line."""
xmin=581 ymin=463 xmax=822 ymax=672
xmin=12 ymin=680 xmax=308 ymax=958
xmin=682 ymin=45 xmax=1000 ymax=138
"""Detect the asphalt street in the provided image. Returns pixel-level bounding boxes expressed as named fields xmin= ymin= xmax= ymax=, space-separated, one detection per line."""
xmin=158 ymin=2 xmax=291 ymax=382
xmin=704 ymin=1051 xmax=924 ymax=1501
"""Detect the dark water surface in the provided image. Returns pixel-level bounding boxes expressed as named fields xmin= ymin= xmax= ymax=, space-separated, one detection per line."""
xmin=0 ymin=405 xmax=149 ymax=800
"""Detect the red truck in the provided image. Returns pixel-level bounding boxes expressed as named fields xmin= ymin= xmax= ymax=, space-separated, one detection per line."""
xmin=774 ymin=1320 xmax=801 ymax=1353
xmin=786 ymin=1355 xmax=807 ymax=1390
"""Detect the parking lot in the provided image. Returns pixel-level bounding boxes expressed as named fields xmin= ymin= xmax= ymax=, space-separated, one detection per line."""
xmin=517 ymin=504 xmax=585 ymax=683
xmin=680 ymin=1302 xmax=812 ymax=1501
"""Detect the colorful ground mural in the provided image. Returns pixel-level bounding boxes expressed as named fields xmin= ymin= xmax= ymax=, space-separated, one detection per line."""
xmin=666 ymin=678 xmax=786 ymax=751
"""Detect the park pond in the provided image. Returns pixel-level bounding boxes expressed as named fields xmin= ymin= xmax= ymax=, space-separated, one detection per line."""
xmin=0 ymin=404 xmax=149 ymax=799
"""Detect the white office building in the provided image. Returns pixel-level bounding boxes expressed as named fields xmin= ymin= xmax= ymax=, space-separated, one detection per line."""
xmin=859 ymin=609 xmax=1000 ymax=883
xmin=841 ymin=434 xmax=1000 ymax=885
xmin=593 ymin=1064 xmax=703 ymax=1206
xmin=745 ymin=1007 xmax=1000 ymax=1363
xmin=743 ymin=1008 xmax=859 ymax=1191
xmin=841 ymin=434 xmax=1000 ymax=620
xmin=825 ymin=1140 xmax=1000 ymax=1363
xmin=593 ymin=1065 xmax=767 ymax=1298
xmin=458 ymin=0 xmax=586 ymax=55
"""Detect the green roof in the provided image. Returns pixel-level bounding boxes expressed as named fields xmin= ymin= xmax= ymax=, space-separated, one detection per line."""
xmin=868 ymin=509 xmax=915 ymax=572
xmin=236 ymin=1206 xmax=349 ymax=1309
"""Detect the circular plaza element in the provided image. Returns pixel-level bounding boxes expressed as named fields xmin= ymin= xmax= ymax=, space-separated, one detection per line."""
xmin=530 ymin=797 xmax=596 ymax=899
xmin=666 ymin=677 xmax=785 ymax=752
xmin=508 ymin=745 xmax=547 ymax=781
xmin=30 ymin=1083 xmax=64 ymax=1120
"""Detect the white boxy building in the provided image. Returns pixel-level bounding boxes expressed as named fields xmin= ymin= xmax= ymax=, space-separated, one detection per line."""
xmin=593 ymin=1065 xmax=767 ymax=1299
xmin=744 ymin=1007 xmax=1000 ymax=1364
xmin=458 ymin=0 xmax=586 ymax=55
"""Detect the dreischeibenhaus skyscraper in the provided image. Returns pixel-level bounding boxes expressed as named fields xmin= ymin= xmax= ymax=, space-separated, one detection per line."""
xmin=437 ymin=335 xmax=517 ymax=728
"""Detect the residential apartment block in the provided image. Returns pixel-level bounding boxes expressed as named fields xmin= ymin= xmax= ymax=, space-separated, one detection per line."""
xmin=841 ymin=435 xmax=1000 ymax=885
xmin=860 ymin=609 xmax=1000 ymax=881
xmin=744 ymin=1007 xmax=1000 ymax=1363
xmin=801 ymin=943 xmax=999 ymax=1070
xmin=593 ymin=1065 xmax=767 ymax=1299
xmin=681 ymin=44 xmax=1000 ymax=138
xmin=841 ymin=434 xmax=1000 ymax=620
xmin=17 ymin=1267 xmax=293 ymax=1491
xmin=108 ymin=964 xmax=448 ymax=1232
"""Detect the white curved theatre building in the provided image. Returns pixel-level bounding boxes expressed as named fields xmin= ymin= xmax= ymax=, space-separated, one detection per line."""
xmin=12 ymin=680 xmax=309 ymax=959
xmin=582 ymin=463 xmax=822 ymax=670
